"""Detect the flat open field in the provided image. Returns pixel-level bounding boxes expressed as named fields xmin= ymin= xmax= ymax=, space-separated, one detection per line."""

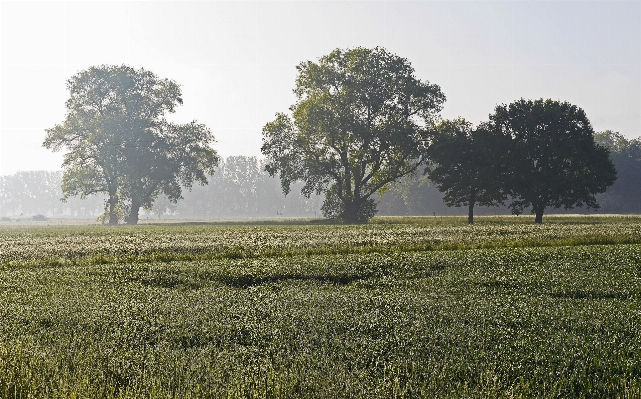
xmin=1 ymin=216 xmax=641 ymax=398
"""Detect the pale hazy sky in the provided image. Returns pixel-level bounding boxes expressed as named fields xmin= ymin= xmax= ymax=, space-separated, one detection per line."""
xmin=1 ymin=1 xmax=640 ymax=176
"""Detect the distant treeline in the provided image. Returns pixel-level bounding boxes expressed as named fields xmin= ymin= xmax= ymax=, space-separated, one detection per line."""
xmin=0 ymin=157 xmax=322 ymax=220
xmin=2 ymin=131 xmax=640 ymax=220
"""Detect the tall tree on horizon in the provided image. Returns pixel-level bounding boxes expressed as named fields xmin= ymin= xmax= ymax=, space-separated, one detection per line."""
xmin=490 ymin=98 xmax=616 ymax=223
xmin=43 ymin=65 xmax=219 ymax=224
xmin=425 ymin=118 xmax=510 ymax=224
xmin=261 ymin=47 xmax=446 ymax=223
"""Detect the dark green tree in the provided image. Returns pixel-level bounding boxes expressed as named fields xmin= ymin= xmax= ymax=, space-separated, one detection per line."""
xmin=425 ymin=118 xmax=510 ymax=224
xmin=43 ymin=65 xmax=218 ymax=224
xmin=490 ymin=99 xmax=616 ymax=223
xmin=261 ymin=47 xmax=446 ymax=223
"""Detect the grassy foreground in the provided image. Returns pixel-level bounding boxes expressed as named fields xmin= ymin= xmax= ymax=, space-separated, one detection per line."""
xmin=1 ymin=216 xmax=640 ymax=398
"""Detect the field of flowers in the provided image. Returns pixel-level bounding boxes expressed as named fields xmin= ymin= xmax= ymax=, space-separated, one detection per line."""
xmin=1 ymin=217 xmax=640 ymax=397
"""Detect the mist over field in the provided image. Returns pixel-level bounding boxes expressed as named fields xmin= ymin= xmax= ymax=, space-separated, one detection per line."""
xmin=2 ymin=140 xmax=641 ymax=222
xmin=2 ymin=2 xmax=641 ymax=397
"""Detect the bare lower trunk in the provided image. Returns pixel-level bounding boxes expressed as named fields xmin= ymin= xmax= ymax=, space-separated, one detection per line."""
xmin=126 ymin=201 xmax=141 ymax=225
xmin=468 ymin=188 xmax=476 ymax=225
xmin=341 ymin=201 xmax=364 ymax=224
xmin=534 ymin=208 xmax=544 ymax=224
xmin=107 ymin=195 xmax=119 ymax=225
xmin=340 ymin=196 xmax=375 ymax=224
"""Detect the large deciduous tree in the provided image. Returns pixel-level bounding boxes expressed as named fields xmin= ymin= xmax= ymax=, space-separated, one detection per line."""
xmin=425 ymin=118 xmax=510 ymax=224
xmin=43 ymin=65 xmax=218 ymax=224
xmin=490 ymin=98 xmax=616 ymax=223
xmin=261 ymin=47 xmax=446 ymax=223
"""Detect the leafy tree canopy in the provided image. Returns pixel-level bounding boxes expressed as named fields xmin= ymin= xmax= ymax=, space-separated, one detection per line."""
xmin=425 ymin=118 xmax=510 ymax=224
xmin=490 ymin=98 xmax=616 ymax=223
xmin=43 ymin=65 xmax=218 ymax=224
xmin=261 ymin=47 xmax=445 ymax=223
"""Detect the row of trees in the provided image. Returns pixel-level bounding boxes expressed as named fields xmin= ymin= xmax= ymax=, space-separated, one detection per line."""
xmin=379 ymin=129 xmax=641 ymax=218
xmin=0 ymin=157 xmax=322 ymax=220
xmin=176 ymin=156 xmax=322 ymax=218
xmin=425 ymin=101 xmax=615 ymax=224
xmin=42 ymin=48 xmax=626 ymax=224
xmin=591 ymin=131 xmax=641 ymax=213
xmin=0 ymin=171 xmax=104 ymax=218
xmin=4 ymin=137 xmax=640 ymax=220
xmin=261 ymin=47 xmax=617 ymax=224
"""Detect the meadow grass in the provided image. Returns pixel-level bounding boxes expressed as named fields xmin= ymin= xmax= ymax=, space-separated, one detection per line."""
xmin=0 ymin=216 xmax=640 ymax=397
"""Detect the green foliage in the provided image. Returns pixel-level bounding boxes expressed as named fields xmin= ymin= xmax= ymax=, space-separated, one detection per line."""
xmin=262 ymin=47 xmax=446 ymax=223
xmin=320 ymin=184 xmax=377 ymax=223
xmin=490 ymin=99 xmax=617 ymax=223
xmin=425 ymin=118 xmax=510 ymax=224
xmin=43 ymin=65 xmax=219 ymax=225
xmin=1 ymin=221 xmax=641 ymax=397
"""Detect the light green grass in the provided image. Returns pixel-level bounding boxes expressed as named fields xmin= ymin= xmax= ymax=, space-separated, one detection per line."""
xmin=1 ymin=218 xmax=640 ymax=397
xmin=2 ymin=219 xmax=641 ymax=267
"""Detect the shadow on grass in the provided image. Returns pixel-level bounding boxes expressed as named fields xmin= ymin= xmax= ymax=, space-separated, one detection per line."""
xmin=127 ymin=270 xmax=376 ymax=290
xmin=140 ymin=218 xmax=339 ymax=227
xmin=218 ymin=273 xmax=371 ymax=288
xmin=549 ymin=289 xmax=638 ymax=300
xmin=130 ymin=273 xmax=205 ymax=290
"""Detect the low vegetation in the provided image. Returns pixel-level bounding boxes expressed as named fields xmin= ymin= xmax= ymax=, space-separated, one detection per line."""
xmin=1 ymin=216 xmax=640 ymax=397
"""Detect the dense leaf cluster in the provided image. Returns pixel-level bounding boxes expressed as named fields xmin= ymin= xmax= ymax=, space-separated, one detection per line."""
xmin=262 ymin=47 xmax=445 ymax=223
xmin=428 ymin=99 xmax=617 ymax=223
xmin=43 ymin=65 xmax=218 ymax=225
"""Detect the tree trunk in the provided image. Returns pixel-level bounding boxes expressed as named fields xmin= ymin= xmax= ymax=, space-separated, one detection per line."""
xmin=341 ymin=196 xmax=374 ymax=224
xmin=468 ymin=188 xmax=476 ymax=225
xmin=534 ymin=208 xmax=544 ymax=224
xmin=341 ymin=200 xmax=360 ymax=224
xmin=107 ymin=195 xmax=119 ymax=225
xmin=127 ymin=201 xmax=141 ymax=225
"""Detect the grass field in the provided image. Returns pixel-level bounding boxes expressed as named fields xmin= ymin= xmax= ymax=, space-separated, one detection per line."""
xmin=1 ymin=216 xmax=640 ymax=398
